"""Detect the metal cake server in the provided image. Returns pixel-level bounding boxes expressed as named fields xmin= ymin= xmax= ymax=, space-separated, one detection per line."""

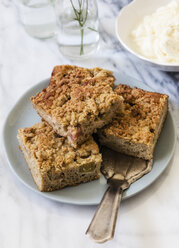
xmin=86 ymin=146 xmax=153 ymax=243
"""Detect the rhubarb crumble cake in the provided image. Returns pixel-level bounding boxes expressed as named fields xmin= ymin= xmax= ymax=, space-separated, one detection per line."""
xmin=17 ymin=122 xmax=102 ymax=192
xmin=98 ymin=85 xmax=168 ymax=160
xmin=31 ymin=65 xmax=123 ymax=147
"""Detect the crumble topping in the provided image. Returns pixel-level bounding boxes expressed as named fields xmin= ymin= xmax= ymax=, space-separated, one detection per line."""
xmin=31 ymin=65 xmax=123 ymax=129
xmin=102 ymin=84 xmax=168 ymax=144
xmin=18 ymin=122 xmax=102 ymax=174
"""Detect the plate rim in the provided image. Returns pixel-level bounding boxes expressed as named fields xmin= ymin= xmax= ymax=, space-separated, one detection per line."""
xmin=2 ymin=73 xmax=177 ymax=205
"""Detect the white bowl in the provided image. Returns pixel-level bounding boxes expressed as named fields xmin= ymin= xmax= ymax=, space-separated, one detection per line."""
xmin=115 ymin=0 xmax=179 ymax=71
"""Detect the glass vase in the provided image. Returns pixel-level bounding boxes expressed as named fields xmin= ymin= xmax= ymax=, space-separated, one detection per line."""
xmin=55 ymin=0 xmax=99 ymax=59
xmin=17 ymin=0 xmax=57 ymax=39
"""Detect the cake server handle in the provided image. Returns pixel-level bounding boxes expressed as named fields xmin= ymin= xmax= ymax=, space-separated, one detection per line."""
xmin=86 ymin=184 xmax=123 ymax=243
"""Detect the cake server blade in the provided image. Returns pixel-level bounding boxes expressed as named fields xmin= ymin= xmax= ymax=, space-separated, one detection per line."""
xmin=86 ymin=146 xmax=153 ymax=243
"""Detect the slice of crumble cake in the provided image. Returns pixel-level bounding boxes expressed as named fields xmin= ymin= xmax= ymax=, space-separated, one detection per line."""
xmin=31 ymin=65 xmax=123 ymax=147
xmin=17 ymin=122 xmax=102 ymax=192
xmin=98 ymin=84 xmax=168 ymax=160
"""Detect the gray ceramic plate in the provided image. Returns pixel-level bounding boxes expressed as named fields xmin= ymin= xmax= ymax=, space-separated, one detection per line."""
xmin=3 ymin=71 xmax=176 ymax=205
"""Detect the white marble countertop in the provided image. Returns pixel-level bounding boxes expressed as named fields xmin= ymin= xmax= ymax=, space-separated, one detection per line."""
xmin=0 ymin=0 xmax=179 ymax=247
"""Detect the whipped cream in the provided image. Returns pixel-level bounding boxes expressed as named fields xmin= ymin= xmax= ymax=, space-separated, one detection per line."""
xmin=131 ymin=1 xmax=179 ymax=64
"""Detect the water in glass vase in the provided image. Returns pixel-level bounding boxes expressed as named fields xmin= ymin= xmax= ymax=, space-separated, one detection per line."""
xmin=17 ymin=0 xmax=57 ymax=39
xmin=55 ymin=0 xmax=99 ymax=59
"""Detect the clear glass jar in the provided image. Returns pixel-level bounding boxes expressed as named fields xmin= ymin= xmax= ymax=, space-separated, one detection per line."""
xmin=55 ymin=0 xmax=99 ymax=59
xmin=17 ymin=0 xmax=57 ymax=39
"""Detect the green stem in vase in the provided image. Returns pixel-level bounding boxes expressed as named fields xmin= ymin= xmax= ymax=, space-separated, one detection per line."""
xmin=70 ymin=0 xmax=97 ymax=55
xmin=80 ymin=28 xmax=84 ymax=55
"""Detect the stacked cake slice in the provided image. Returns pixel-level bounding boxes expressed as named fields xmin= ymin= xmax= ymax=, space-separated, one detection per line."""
xmin=30 ymin=65 xmax=123 ymax=147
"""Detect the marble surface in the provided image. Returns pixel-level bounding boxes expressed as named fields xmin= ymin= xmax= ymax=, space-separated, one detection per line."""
xmin=0 ymin=0 xmax=179 ymax=247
